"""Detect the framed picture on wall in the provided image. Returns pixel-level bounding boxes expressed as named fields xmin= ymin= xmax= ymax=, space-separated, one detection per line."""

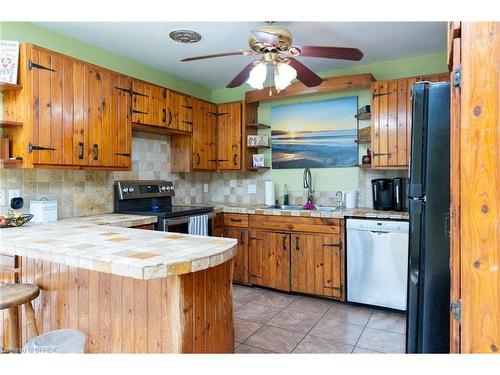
xmin=0 ymin=40 xmax=19 ymax=84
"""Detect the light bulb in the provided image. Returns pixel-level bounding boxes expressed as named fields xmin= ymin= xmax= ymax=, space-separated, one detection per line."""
xmin=247 ymin=62 xmax=267 ymax=90
xmin=275 ymin=62 xmax=297 ymax=91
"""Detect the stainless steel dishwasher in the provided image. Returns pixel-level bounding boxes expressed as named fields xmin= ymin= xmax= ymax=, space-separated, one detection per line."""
xmin=346 ymin=218 xmax=409 ymax=311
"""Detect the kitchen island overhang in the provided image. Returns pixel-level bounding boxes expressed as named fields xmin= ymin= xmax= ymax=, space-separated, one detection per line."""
xmin=0 ymin=214 xmax=237 ymax=353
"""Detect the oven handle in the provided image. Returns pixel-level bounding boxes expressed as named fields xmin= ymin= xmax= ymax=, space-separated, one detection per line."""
xmin=164 ymin=211 xmax=215 ymax=227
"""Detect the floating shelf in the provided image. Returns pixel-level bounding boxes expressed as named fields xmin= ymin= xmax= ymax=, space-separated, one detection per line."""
xmin=355 ymin=112 xmax=371 ymax=121
xmin=247 ymin=123 xmax=271 ymax=130
xmin=0 ymin=83 xmax=22 ymax=92
xmin=247 ymin=145 xmax=271 ymax=149
xmin=356 ymin=164 xmax=372 ymax=168
xmin=0 ymin=159 xmax=23 ymax=168
xmin=0 ymin=120 xmax=23 ymax=128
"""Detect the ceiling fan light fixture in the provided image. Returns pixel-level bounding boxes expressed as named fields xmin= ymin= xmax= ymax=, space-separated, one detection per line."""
xmin=247 ymin=62 xmax=267 ymax=90
xmin=274 ymin=61 xmax=297 ymax=91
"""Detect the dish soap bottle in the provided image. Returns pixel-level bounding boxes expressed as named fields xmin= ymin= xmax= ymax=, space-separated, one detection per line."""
xmin=283 ymin=183 xmax=289 ymax=205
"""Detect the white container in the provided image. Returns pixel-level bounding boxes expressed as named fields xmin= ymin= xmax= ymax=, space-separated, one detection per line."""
xmin=345 ymin=190 xmax=358 ymax=209
xmin=264 ymin=180 xmax=276 ymax=206
xmin=22 ymin=329 xmax=85 ymax=354
xmin=30 ymin=198 xmax=58 ymax=223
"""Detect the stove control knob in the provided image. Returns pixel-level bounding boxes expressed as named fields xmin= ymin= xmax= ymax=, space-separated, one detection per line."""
xmin=128 ymin=187 xmax=135 ymax=193
xmin=122 ymin=187 xmax=129 ymax=193
xmin=161 ymin=186 xmax=167 ymax=192
xmin=170 ymin=186 xmax=175 ymax=191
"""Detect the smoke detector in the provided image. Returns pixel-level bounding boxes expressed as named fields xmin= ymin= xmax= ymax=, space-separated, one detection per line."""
xmin=169 ymin=30 xmax=202 ymax=43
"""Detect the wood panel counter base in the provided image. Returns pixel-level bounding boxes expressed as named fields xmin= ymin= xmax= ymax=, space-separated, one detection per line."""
xmin=18 ymin=257 xmax=234 ymax=353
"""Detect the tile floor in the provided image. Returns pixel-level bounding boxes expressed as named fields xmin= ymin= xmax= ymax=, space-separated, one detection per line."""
xmin=233 ymin=284 xmax=407 ymax=354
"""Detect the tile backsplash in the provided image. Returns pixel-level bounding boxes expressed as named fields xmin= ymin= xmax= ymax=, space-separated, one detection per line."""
xmin=0 ymin=130 xmax=408 ymax=218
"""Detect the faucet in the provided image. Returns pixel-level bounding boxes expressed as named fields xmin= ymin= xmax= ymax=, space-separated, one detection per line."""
xmin=303 ymin=168 xmax=314 ymax=204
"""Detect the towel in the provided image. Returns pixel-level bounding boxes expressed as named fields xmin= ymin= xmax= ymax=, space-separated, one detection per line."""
xmin=188 ymin=214 xmax=209 ymax=236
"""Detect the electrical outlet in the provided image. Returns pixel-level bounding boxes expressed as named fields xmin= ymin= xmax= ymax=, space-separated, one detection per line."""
xmin=0 ymin=190 xmax=5 ymax=206
xmin=203 ymin=183 xmax=209 ymax=193
xmin=8 ymin=189 xmax=20 ymax=204
xmin=248 ymin=184 xmax=257 ymax=194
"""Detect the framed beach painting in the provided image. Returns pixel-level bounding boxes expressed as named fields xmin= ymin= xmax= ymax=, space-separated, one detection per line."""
xmin=271 ymin=96 xmax=358 ymax=169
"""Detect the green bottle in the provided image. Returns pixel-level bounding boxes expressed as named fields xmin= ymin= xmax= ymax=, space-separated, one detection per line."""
xmin=283 ymin=183 xmax=289 ymax=205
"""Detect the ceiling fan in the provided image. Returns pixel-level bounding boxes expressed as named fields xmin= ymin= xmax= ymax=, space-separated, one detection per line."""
xmin=180 ymin=23 xmax=364 ymax=91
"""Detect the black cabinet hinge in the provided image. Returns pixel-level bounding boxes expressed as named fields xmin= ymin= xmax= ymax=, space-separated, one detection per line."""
xmin=28 ymin=60 xmax=56 ymax=72
xmin=373 ymin=92 xmax=392 ymax=99
xmin=130 ymin=90 xmax=148 ymax=97
xmin=451 ymin=300 xmax=461 ymax=322
xmin=28 ymin=143 xmax=56 ymax=152
xmin=182 ymin=105 xmax=193 ymax=110
xmin=452 ymin=67 xmax=461 ymax=87
xmin=115 ymin=86 xmax=132 ymax=94
xmin=130 ymin=109 xmax=148 ymax=115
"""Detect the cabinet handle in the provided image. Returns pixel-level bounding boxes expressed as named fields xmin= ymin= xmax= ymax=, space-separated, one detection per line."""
xmin=196 ymin=153 xmax=201 ymax=165
xmin=233 ymin=153 xmax=238 ymax=166
xmin=93 ymin=144 xmax=99 ymax=161
xmin=372 ymin=152 xmax=391 ymax=157
xmin=283 ymin=235 xmax=287 ymax=251
xmin=114 ymin=152 xmax=131 ymax=157
xmin=78 ymin=142 xmax=84 ymax=159
xmin=162 ymin=109 xmax=166 ymax=123
xmin=240 ymin=232 xmax=245 ymax=245
xmin=249 ymin=237 xmax=262 ymax=241
xmin=323 ymin=243 xmax=342 ymax=249
xmin=230 ymin=218 xmax=242 ymax=223
xmin=295 ymin=236 xmax=300 ymax=252
xmin=168 ymin=109 xmax=173 ymax=126
xmin=28 ymin=143 xmax=56 ymax=152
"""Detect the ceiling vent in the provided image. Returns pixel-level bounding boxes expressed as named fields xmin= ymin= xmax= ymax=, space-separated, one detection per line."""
xmin=169 ymin=30 xmax=202 ymax=43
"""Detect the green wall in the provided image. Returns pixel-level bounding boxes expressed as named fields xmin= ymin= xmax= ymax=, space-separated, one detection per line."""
xmin=0 ymin=22 xmax=212 ymax=100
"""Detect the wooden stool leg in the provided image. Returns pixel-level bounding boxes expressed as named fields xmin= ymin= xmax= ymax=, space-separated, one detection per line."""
xmin=24 ymin=302 xmax=39 ymax=340
xmin=7 ymin=307 xmax=20 ymax=353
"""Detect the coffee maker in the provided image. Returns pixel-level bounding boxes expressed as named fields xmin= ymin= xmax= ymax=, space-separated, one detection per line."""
xmin=371 ymin=178 xmax=406 ymax=211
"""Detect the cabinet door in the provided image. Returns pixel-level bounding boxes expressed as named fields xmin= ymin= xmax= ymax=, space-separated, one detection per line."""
xmin=108 ymin=74 xmax=132 ymax=168
xmin=167 ymin=91 xmax=192 ymax=131
xmin=249 ymin=230 xmax=290 ymax=291
xmin=217 ymin=102 xmax=242 ymax=170
xmin=86 ymin=65 xmax=108 ymax=167
xmin=131 ymin=81 xmax=166 ymax=127
xmin=30 ymin=48 xmax=87 ymax=166
xmin=291 ymin=234 xmax=343 ymax=300
xmin=192 ymin=98 xmax=217 ymax=170
xmin=223 ymin=227 xmax=248 ymax=284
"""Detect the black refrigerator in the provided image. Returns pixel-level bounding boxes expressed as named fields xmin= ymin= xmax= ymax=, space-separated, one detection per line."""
xmin=406 ymin=82 xmax=450 ymax=353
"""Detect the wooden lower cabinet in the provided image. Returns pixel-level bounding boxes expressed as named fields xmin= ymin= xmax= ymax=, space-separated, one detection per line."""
xmin=291 ymin=233 xmax=344 ymax=300
xmin=248 ymin=230 xmax=291 ymax=292
xmin=223 ymin=227 xmax=248 ymax=284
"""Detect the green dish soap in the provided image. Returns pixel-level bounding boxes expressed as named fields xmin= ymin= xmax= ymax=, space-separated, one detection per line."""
xmin=283 ymin=183 xmax=290 ymax=205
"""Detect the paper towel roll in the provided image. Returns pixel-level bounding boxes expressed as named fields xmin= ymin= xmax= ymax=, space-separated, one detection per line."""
xmin=345 ymin=190 xmax=358 ymax=209
xmin=264 ymin=180 xmax=276 ymax=206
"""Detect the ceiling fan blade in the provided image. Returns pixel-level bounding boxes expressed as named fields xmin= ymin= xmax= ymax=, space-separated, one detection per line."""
xmin=250 ymin=30 xmax=279 ymax=46
xmin=181 ymin=51 xmax=248 ymax=62
xmin=226 ymin=61 xmax=256 ymax=88
xmin=294 ymin=46 xmax=364 ymax=61
xmin=287 ymin=58 xmax=323 ymax=87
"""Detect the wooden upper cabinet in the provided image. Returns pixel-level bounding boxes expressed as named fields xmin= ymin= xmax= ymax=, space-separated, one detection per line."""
xmin=371 ymin=72 xmax=449 ymax=169
xmin=217 ymin=102 xmax=242 ymax=170
xmin=191 ymin=98 xmax=217 ymax=171
xmin=131 ymin=80 xmax=167 ymax=127
xmin=291 ymin=233 xmax=344 ymax=300
xmin=167 ymin=91 xmax=193 ymax=133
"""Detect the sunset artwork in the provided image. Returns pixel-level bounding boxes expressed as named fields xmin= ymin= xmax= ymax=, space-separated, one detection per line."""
xmin=271 ymin=96 xmax=358 ymax=169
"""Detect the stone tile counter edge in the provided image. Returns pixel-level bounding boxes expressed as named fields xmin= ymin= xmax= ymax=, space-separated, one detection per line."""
xmin=0 ymin=214 xmax=237 ymax=280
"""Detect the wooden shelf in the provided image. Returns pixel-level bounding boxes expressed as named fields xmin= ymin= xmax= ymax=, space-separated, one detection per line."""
xmin=0 ymin=159 xmax=23 ymax=168
xmin=356 ymin=164 xmax=372 ymax=168
xmin=247 ymin=123 xmax=271 ymax=130
xmin=247 ymin=145 xmax=271 ymax=149
xmin=0 ymin=83 xmax=22 ymax=92
xmin=0 ymin=120 xmax=23 ymax=128
xmin=355 ymin=112 xmax=371 ymax=120
xmin=356 ymin=126 xmax=371 ymax=144
xmin=247 ymin=166 xmax=271 ymax=171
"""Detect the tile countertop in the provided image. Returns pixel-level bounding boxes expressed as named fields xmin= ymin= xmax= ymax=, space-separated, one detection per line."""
xmin=211 ymin=204 xmax=409 ymax=220
xmin=0 ymin=214 xmax=237 ymax=280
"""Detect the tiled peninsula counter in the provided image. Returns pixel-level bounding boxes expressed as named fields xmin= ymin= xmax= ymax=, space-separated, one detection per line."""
xmin=0 ymin=214 xmax=237 ymax=353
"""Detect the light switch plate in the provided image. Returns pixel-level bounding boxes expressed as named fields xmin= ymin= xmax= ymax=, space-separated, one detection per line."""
xmin=229 ymin=179 xmax=237 ymax=188
xmin=248 ymin=184 xmax=257 ymax=194
xmin=8 ymin=189 xmax=20 ymax=203
xmin=203 ymin=183 xmax=209 ymax=193
xmin=0 ymin=190 xmax=5 ymax=206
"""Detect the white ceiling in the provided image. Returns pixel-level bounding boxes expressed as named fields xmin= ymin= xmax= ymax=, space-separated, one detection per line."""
xmin=36 ymin=22 xmax=447 ymax=89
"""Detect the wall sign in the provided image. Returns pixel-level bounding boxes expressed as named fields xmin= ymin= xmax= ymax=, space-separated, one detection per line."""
xmin=0 ymin=40 xmax=19 ymax=84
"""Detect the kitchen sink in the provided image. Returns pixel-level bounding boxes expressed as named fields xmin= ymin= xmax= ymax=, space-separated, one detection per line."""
xmin=261 ymin=204 xmax=340 ymax=212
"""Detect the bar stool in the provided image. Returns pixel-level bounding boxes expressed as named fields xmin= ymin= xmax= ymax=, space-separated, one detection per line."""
xmin=0 ymin=282 xmax=40 ymax=353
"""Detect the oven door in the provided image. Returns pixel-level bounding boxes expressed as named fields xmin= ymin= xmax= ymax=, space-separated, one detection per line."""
xmin=157 ymin=212 xmax=214 ymax=235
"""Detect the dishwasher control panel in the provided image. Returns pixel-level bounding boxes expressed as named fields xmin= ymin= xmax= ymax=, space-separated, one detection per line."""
xmin=346 ymin=218 xmax=409 ymax=233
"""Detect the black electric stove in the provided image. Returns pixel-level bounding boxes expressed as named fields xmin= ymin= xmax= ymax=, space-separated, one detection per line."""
xmin=114 ymin=180 xmax=214 ymax=233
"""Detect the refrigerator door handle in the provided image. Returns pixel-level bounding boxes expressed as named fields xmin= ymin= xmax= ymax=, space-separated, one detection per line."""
xmin=443 ymin=212 xmax=451 ymax=239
